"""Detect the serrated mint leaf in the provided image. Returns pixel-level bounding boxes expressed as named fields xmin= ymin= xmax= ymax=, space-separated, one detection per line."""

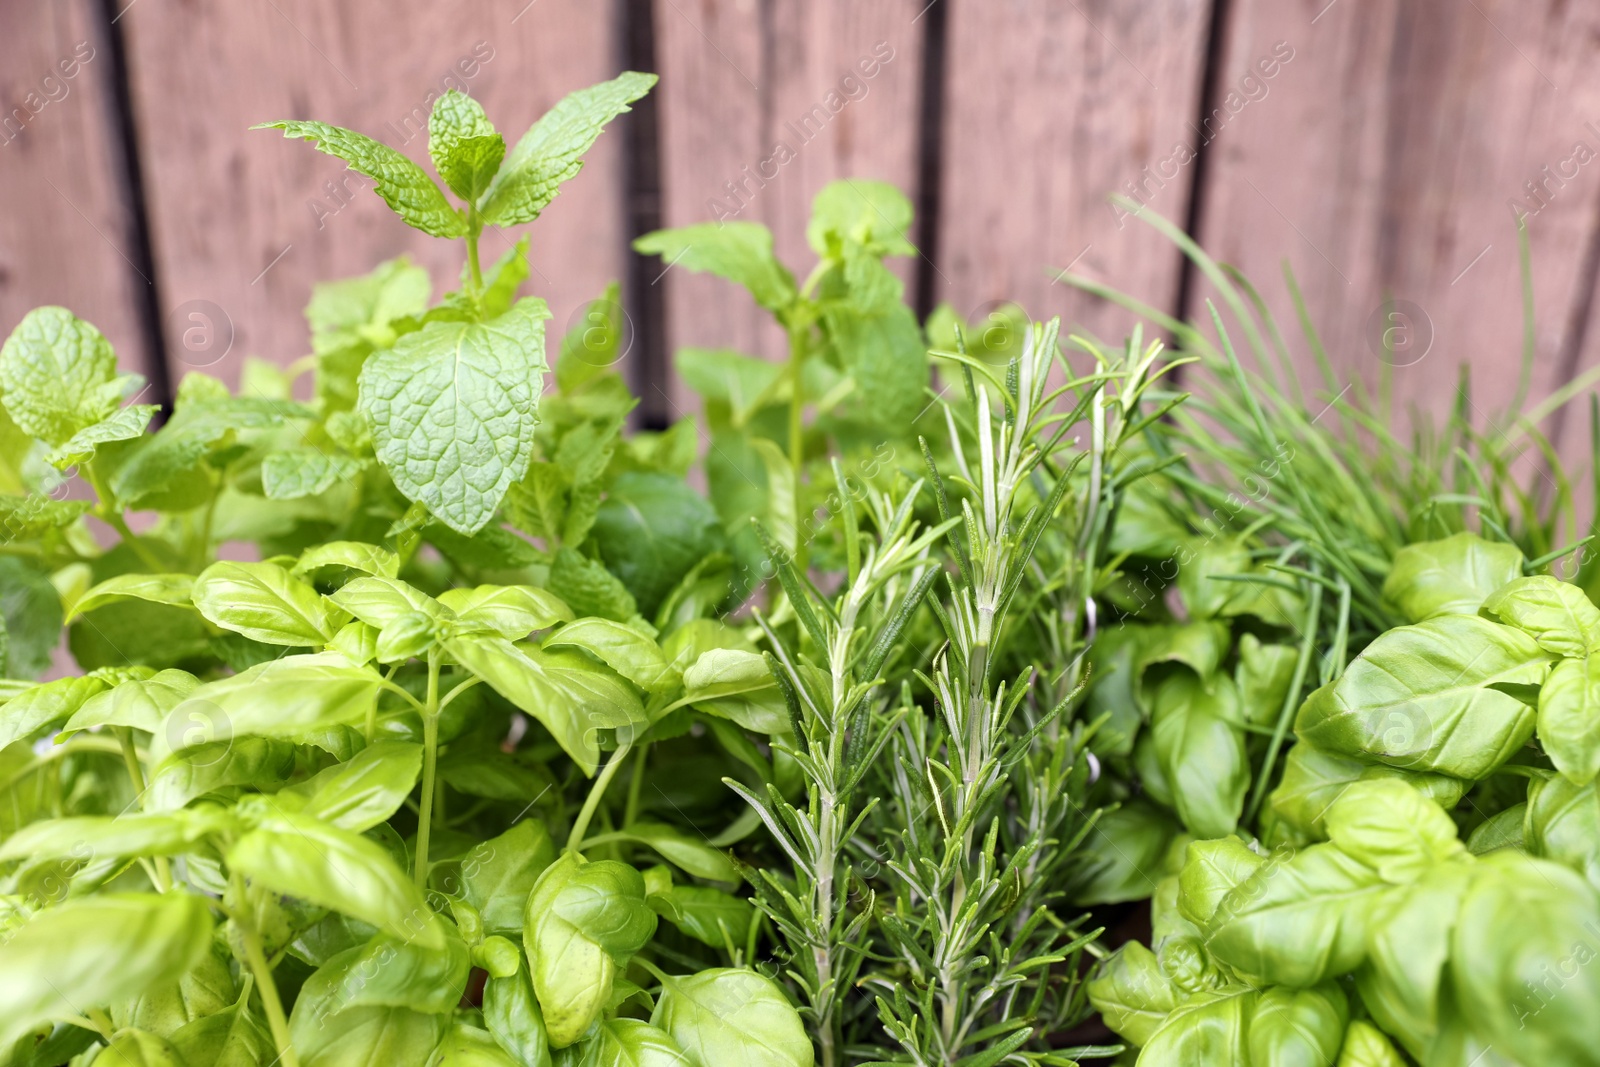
xmin=358 ymin=296 xmax=550 ymax=535
xmin=479 ymin=71 xmax=656 ymax=226
xmin=0 ymin=494 xmax=90 ymax=540
xmin=48 ymin=403 xmax=158 ymax=470
xmin=0 ymin=307 xmax=125 ymax=446
xmin=633 ymin=223 xmax=798 ymax=314
xmin=822 ymin=294 xmax=928 ymax=429
xmin=262 ymin=448 xmax=369 ymax=500
xmin=807 ymin=178 xmax=916 ymax=258
xmin=112 ymin=397 xmax=309 ymax=507
xmin=307 ymin=257 xmax=431 ymax=355
xmin=257 ymin=120 xmax=467 ymax=238
xmin=429 ymin=90 xmax=505 ymax=201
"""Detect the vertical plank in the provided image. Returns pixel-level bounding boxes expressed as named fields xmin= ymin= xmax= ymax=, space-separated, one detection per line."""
xmin=116 ymin=0 xmax=627 ymax=384
xmin=0 ymin=0 xmax=155 ymax=382
xmin=936 ymin=0 xmax=1214 ymax=354
xmin=651 ymin=0 xmax=927 ymax=408
xmin=1192 ymin=0 xmax=1600 ymax=460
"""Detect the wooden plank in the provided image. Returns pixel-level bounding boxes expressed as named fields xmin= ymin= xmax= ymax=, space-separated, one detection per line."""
xmin=116 ymin=0 xmax=626 ymax=384
xmin=650 ymin=0 xmax=927 ymax=408
xmin=1191 ymin=0 xmax=1600 ymax=467
xmin=935 ymin=0 xmax=1214 ymax=356
xmin=0 ymin=0 xmax=156 ymax=383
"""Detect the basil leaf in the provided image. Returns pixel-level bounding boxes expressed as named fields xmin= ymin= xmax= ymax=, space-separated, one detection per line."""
xmin=1266 ymin=739 xmax=1468 ymax=839
xmin=160 ymin=653 xmax=383 ymax=756
xmin=647 ymin=879 xmax=754 ymax=951
xmin=0 ymin=806 xmax=231 ymax=864
xmin=287 ymin=1002 xmax=443 ymax=1067
xmin=1538 ymin=654 xmax=1600 ymax=785
xmin=649 ymin=968 xmax=810 ymax=1067
xmin=1085 ymin=941 xmax=1180 ymax=1047
xmin=524 ymin=854 xmax=655 ymax=1047
xmin=1355 ymin=861 xmax=1472 ymax=1059
xmin=284 ymin=741 xmax=423 ymax=832
xmin=1125 ymin=990 xmax=1256 ymax=1065
xmin=615 ymin=822 xmax=738 ymax=883
xmin=1296 ymin=615 xmax=1552 ymax=778
xmin=1176 ymin=836 xmax=1264 ymax=928
xmin=445 ymin=636 xmax=645 ymax=775
xmin=1205 ymin=842 xmax=1386 ymax=987
xmin=462 ymin=820 xmax=556 ymax=935
xmin=480 ymin=72 xmax=656 ymax=227
xmin=0 ymin=894 xmax=215 ymax=1049
xmin=358 ymin=297 xmax=550 ymax=535
xmin=565 ymin=1018 xmax=687 ymax=1067
xmin=1323 ymin=779 xmax=1464 ymax=883
xmin=1247 ymin=984 xmax=1347 ymax=1066
xmin=543 ymin=618 xmax=672 ymax=692
xmin=169 ymin=1003 xmax=273 ymax=1067
xmin=591 ymin=473 xmax=726 ymax=619
xmin=191 ymin=561 xmax=344 ymax=647
xmin=1070 ymin=799 xmax=1183 ymax=907
xmin=1382 ymin=533 xmax=1524 ymax=622
xmin=1450 ymin=852 xmax=1600 ymax=1063
xmin=440 ymin=585 xmax=573 ymax=639
xmin=329 ymin=576 xmax=448 ymax=629
xmin=1334 ymin=1020 xmax=1408 ymax=1066
xmin=1149 ymin=671 xmax=1249 ymax=838
xmin=66 ymin=574 xmax=195 ymax=623
xmin=1526 ymin=774 xmax=1600 ymax=889
xmin=295 ymin=542 xmax=401 ymax=580
xmin=1481 ymin=574 xmax=1600 ymax=656
xmin=679 ymin=648 xmax=787 ymax=734
xmin=146 ymin=736 xmax=297 ymax=812
xmin=227 ymin=809 xmax=444 ymax=949
xmin=297 ymin=930 xmax=469 ymax=1016
xmin=112 ymin=942 xmax=236 ymax=1038
xmin=0 ymin=675 xmax=107 ymax=748
xmin=482 ymin=955 xmax=552 ymax=1067
xmin=256 ymin=120 xmax=465 ymax=238
xmin=64 ymin=669 xmax=198 ymax=734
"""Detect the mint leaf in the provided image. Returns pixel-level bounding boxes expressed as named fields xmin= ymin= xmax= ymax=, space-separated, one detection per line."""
xmin=429 ymin=90 xmax=505 ymax=201
xmin=0 ymin=494 xmax=90 ymax=540
xmin=479 ymin=71 xmax=656 ymax=226
xmin=0 ymin=307 xmax=131 ymax=446
xmin=807 ymin=179 xmax=916 ymax=258
xmin=262 ymin=449 xmax=368 ymax=500
xmin=633 ymin=223 xmax=798 ymax=314
xmin=112 ymin=398 xmax=307 ymax=507
xmin=256 ymin=120 xmax=466 ymax=238
xmin=48 ymin=403 xmax=158 ymax=470
xmin=358 ymin=296 xmax=550 ymax=535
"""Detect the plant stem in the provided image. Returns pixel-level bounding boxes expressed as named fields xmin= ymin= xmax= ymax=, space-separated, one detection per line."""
xmin=623 ymin=741 xmax=649 ymax=826
xmin=567 ymin=740 xmax=632 ymax=854
xmin=787 ymin=324 xmax=806 ymax=554
xmin=115 ymin=727 xmax=170 ymax=891
xmin=414 ymin=650 xmax=441 ymax=889
xmin=238 ymin=903 xmax=299 ymax=1067
xmin=83 ymin=463 xmax=164 ymax=572
xmin=465 ymin=208 xmax=484 ymax=298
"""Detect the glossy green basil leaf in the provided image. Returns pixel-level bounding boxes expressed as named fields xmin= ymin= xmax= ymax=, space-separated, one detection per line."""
xmin=288 ymin=1002 xmax=444 ymax=1067
xmin=1322 ymin=778 xmax=1463 ymax=883
xmin=1382 ymin=533 xmax=1524 ymax=622
xmin=1235 ymin=633 xmax=1299 ymax=726
xmin=227 ymin=808 xmax=444 ymax=949
xmin=1266 ymin=739 xmax=1468 ymax=840
xmin=92 ymin=1028 xmax=187 ymax=1066
xmin=1071 ymin=799 xmax=1184 ymax=907
xmin=0 ymin=806 xmax=231 ymax=864
xmin=159 ymin=653 xmax=383 ymax=757
xmin=1450 ymin=851 xmax=1600 ymax=1064
xmin=299 ymin=930 xmax=469 ymax=1016
xmin=678 ymin=648 xmax=787 ymax=734
xmin=1085 ymin=941 xmax=1181 ymax=1048
xmin=445 ymin=635 xmax=645 ymax=775
xmin=1176 ymin=836 xmax=1265 ymax=928
xmin=1333 ymin=1020 xmax=1408 ymax=1066
xmin=524 ymin=854 xmax=655 ymax=1047
xmin=1296 ymin=616 xmax=1551 ymax=778
xmin=66 ymin=573 xmax=195 ymax=623
xmin=112 ymin=942 xmax=236 ymax=1039
xmin=0 ymin=675 xmax=106 ymax=748
xmin=1205 ymin=843 xmax=1386 ymax=987
xmin=1526 ymin=774 xmax=1600 ymax=889
xmin=431 ymin=1020 xmax=524 ymax=1067
xmin=63 ymin=669 xmax=199 ymax=734
xmin=649 ymin=968 xmax=810 ymax=1067
xmin=1538 ymin=654 xmax=1600 ymax=785
xmin=1466 ymin=801 xmax=1526 ymax=855
xmin=462 ymin=820 xmax=557 ymax=935
xmin=1135 ymin=991 xmax=1255 ymax=1066
xmin=376 ymin=611 xmax=437 ymax=664
xmin=330 ymin=576 xmax=448 ymax=629
xmin=358 ymin=298 xmax=549 ymax=535
xmin=646 ymin=875 xmax=754 ymax=951
xmin=1481 ymin=574 xmax=1600 ymax=657
xmin=483 ymin=954 xmax=552 ymax=1067
xmin=543 ymin=618 xmax=672 ymax=693
xmin=440 ymin=585 xmax=573 ymax=639
xmin=1149 ymin=671 xmax=1249 ymax=838
xmin=0 ymin=894 xmax=215 ymax=1049
xmin=1355 ymin=861 xmax=1472 ymax=1060
xmin=562 ymin=1019 xmax=687 ymax=1067
xmin=614 ymin=822 xmax=738 ymax=883
xmin=295 ymin=542 xmax=401 ymax=580
xmin=168 ymin=1003 xmax=273 ymax=1067
xmin=284 ymin=741 xmax=423 ymax=831
xmin=146 ymin=736 xmax=298 ymax=812
xmin=1247 ymin=983 xmax=1347 ymax=1067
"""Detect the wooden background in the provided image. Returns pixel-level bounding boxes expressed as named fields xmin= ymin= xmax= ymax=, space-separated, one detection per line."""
xmin=3 ymin=0 xmax=1599 ymax=464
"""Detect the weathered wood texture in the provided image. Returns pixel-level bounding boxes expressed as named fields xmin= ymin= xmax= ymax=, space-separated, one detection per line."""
xmin=935 ymin=0 xmax=1213 ymax=361
xmin=650 ymin=0 xmax=927 ymax=410
xmin=1192 ymin=0 xmax=1600 ymax=463
xmin=116 ymin=0 xmax=627 ymax=384
xmin=0 ymin=0 xmax=156 ymax=382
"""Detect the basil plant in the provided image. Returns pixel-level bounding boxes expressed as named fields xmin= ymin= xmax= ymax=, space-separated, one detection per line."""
xmin=0 ymin=76 xmax=814 ymax=1067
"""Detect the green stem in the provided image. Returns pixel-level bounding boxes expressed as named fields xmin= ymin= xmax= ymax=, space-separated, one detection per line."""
xmin=623 ymin=741 xmax=649 ymax=827
xmin=235 ymin=883 xmax=299 ymax=1067
xmin=115 ymin=727 xmax=170 ymax=891
xmin=567 ymin=740 xmax=633 ymax=854
xmin=414 ymin=650 xmax=441 ymax=889
xmin=84 ymin=463 xmax=164 ymax=572
xmin=465 ymin=208 xmax=485 ymax=297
